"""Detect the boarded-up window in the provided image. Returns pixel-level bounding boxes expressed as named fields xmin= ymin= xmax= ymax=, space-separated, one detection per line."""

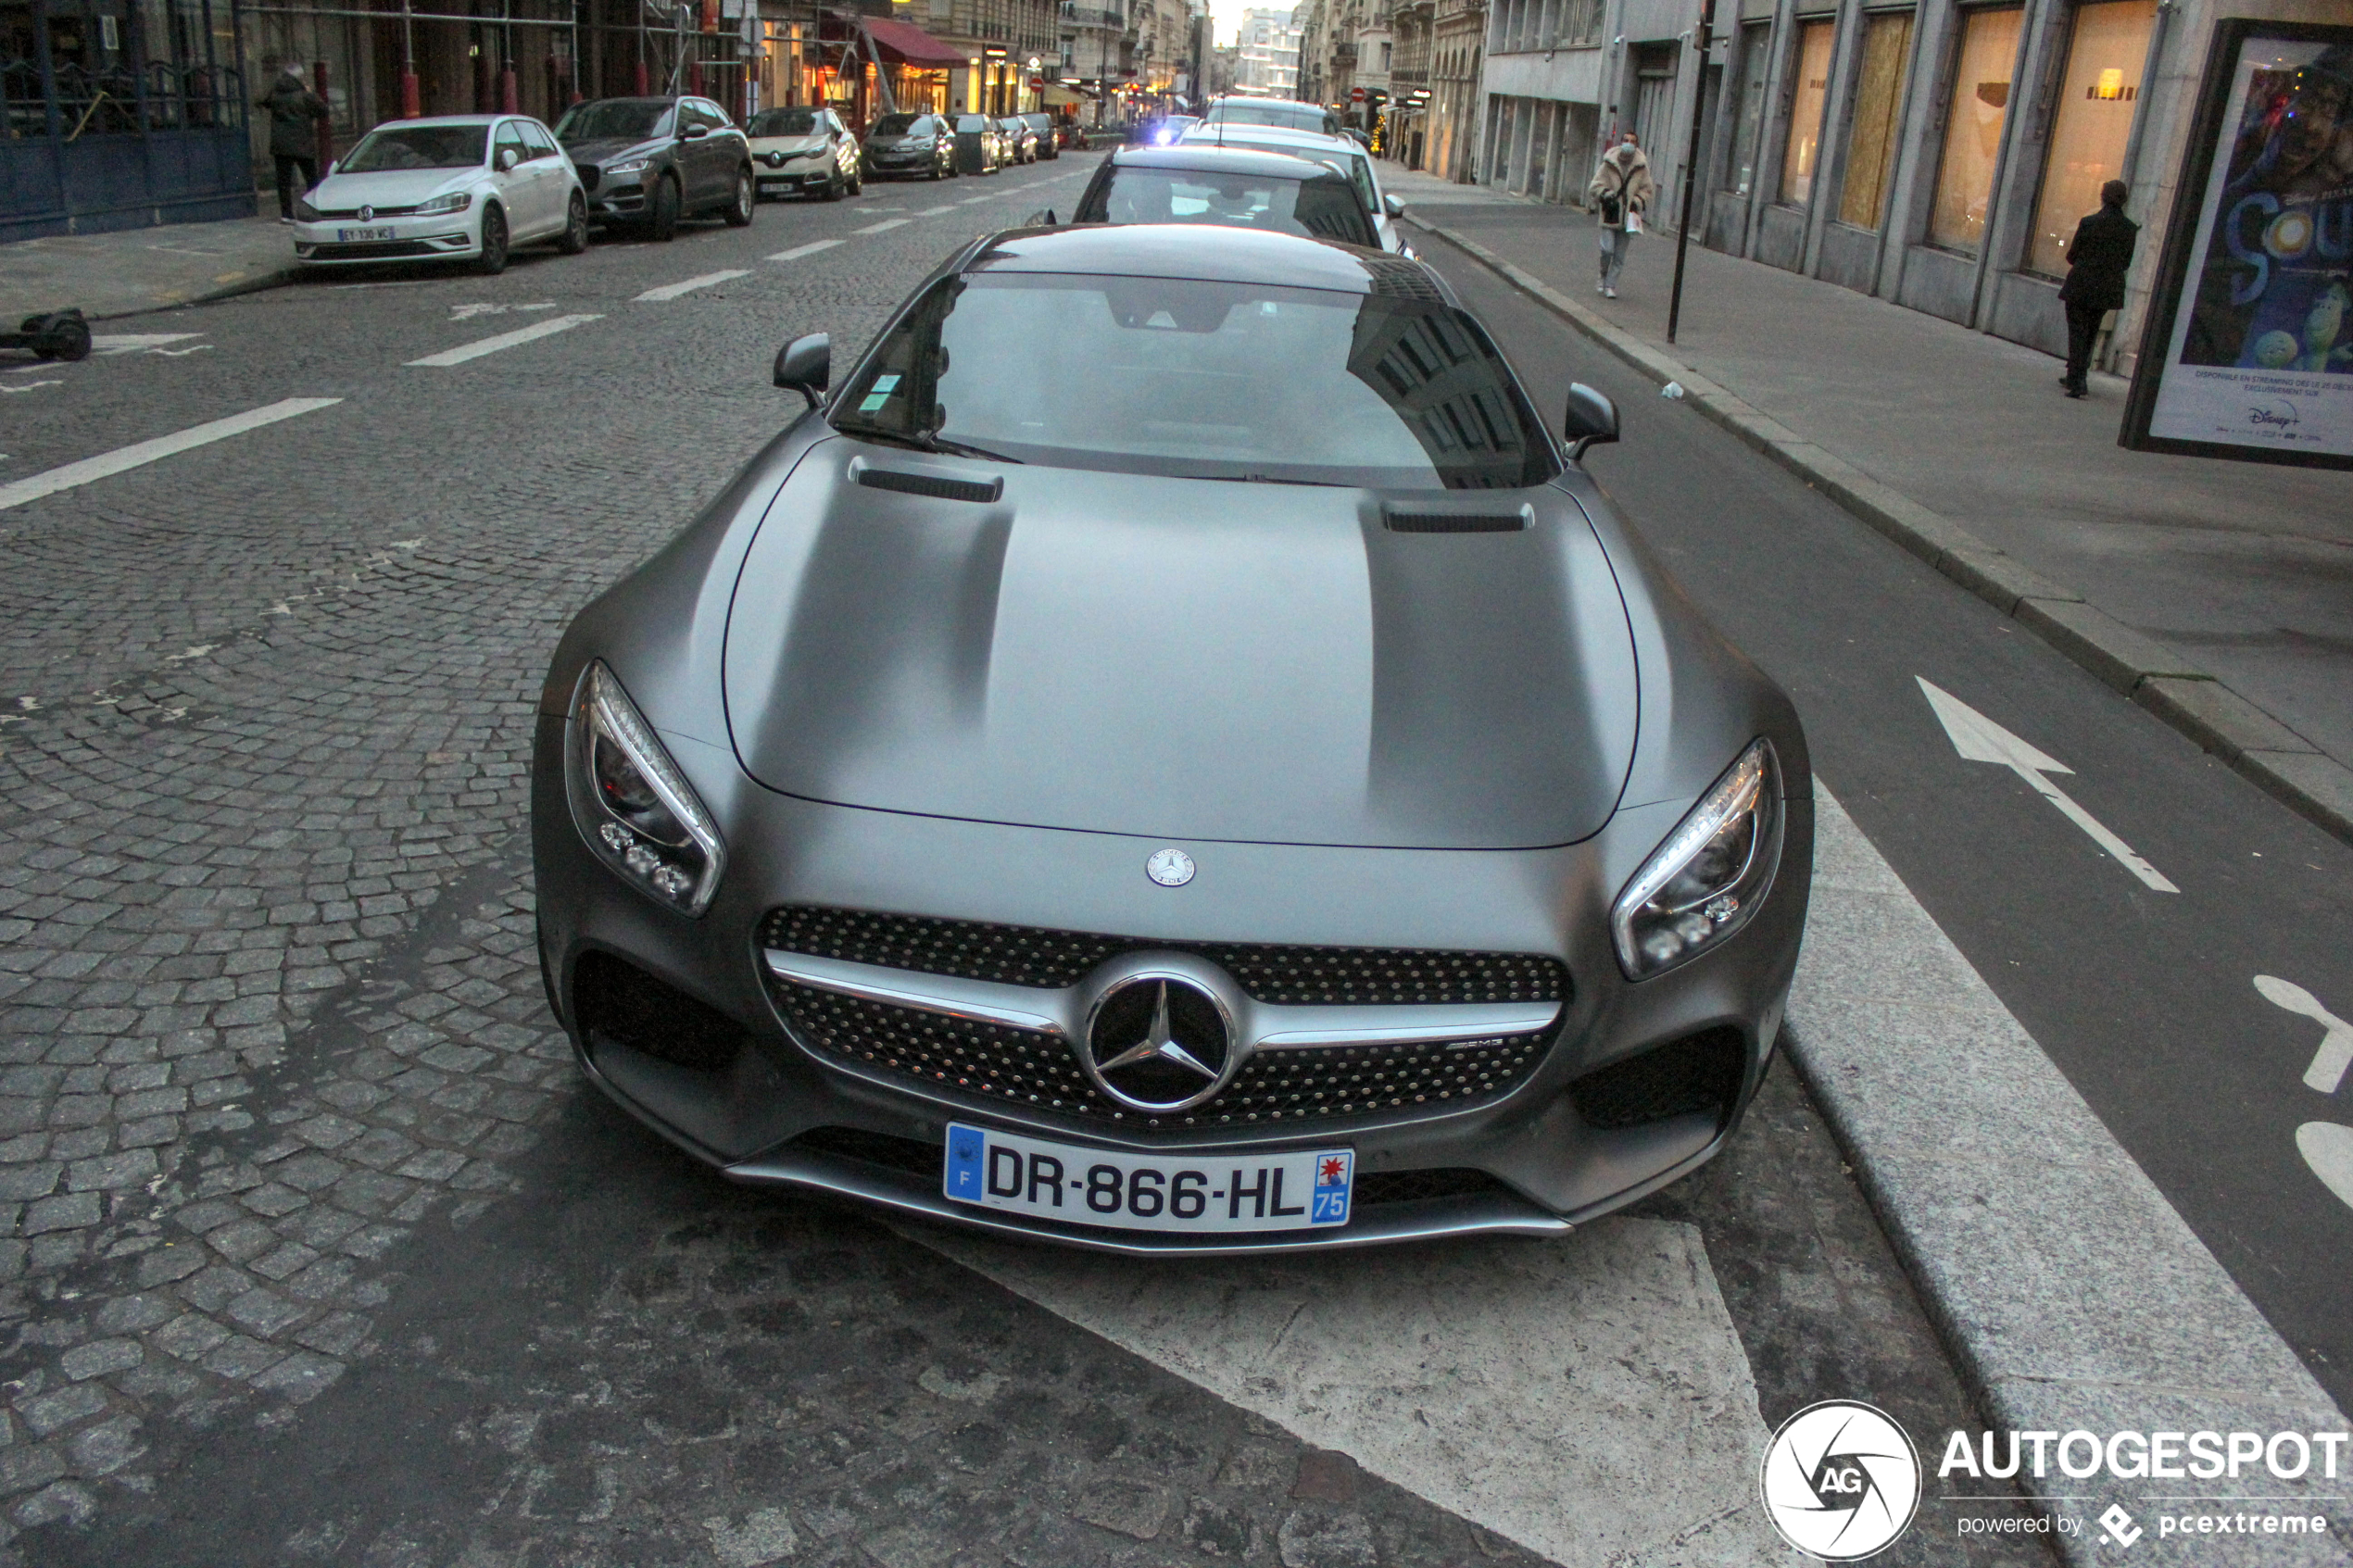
xmin=1839 ymin=10 xmax=1913 ymax=229
xmin=1929 ymin=6 xmax=2022 ymax=251
xmin=1780 ymin=19 xmax=1835 ymax=204
xmin=2026 ymin=0 xmax=2153 ymax=275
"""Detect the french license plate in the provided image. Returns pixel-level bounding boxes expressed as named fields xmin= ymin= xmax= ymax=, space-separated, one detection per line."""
xmin=944 ymin=1123 xmax=1353 ymax=1233
xmin=336 ymin=225 xmax=396 ymax=242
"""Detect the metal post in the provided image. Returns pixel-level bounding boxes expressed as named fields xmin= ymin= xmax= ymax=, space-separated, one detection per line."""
xmin=312 ymin=57 xmax=335 ymax=169
xmin=1665 ymin=0 xmax=1714 ymax=345
xmin=401 ymin=0 xmax=420 ymax=115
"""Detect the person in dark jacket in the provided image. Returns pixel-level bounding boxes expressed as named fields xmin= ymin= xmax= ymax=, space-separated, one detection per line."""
xmin=2057 ymin=179 xmax=2138 ymax=398
xmin=259 ymin=66 xmax=329 ymax=220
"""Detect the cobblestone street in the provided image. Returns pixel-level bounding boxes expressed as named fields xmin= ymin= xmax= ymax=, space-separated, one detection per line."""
xmin=0 ymin=161 xmax=2052 ymax=1568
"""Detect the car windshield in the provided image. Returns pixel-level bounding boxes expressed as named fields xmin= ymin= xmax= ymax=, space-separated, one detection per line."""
xmin=556 ymin=100 xmax=672 ymax=143
xmin=1208 ymin=101 xmax=1334 ymax=133
xmin=1077 ymin=167 xmax=1377 ymax=246
xmin=871 ymin=113 xmax=928 ymax=136
xmin=339 ymin=124 xmax=487 ymax=172
xmin=832 ymin=272 xmax=1557 ymax=489
xmin=748 ymin=108 xmax=820 ymax=136
xmin=954 ymin=116 xmax=991 ymax=132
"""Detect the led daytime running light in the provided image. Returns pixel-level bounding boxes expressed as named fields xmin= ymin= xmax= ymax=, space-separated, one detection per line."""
xmin=1611 ymin=739 xmax=1780 ymax=980
xmin=570 ymin=661 xmax=725 ymax=916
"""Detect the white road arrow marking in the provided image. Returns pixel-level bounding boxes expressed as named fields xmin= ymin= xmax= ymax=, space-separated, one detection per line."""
xmin=1917 ymin=676 xmax=2178 ymax=893
xmin=2296 ymin=1123 xmax=2353 ymax=1212
xmin=2256 ymin=975 xmax=2353 ymax=1094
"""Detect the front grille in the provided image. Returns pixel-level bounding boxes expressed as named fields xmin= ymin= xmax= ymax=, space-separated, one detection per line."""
xmin=305 ymin=240 xmax=438 ymax=260
xmin=767 ymin=978 xmax=1550 ymax=1130
xmin=574 ymin=951 xmax=750 ymax=1073
xmin=574 ymin=162 xmax=600 ymax=191
xmin=787 ymin=1126 xmax=1507 ymax=1210
xmin=312 ymin=203 xmax=420 ymax=218
xmin=1570 ymin=1027 xmax=1747 ymax=1130
xmin=761 ymin=907 xmax=1567 ymax=1008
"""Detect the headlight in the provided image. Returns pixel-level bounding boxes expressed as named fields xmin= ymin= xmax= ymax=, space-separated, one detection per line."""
xmin=567 ymin=661 xmax=725 ymax=916
xmin=294 ymin=195 xmax=322 ymax=220
xmin=607 ymin=157 xmax=651 ymax=176
xmin=1611 ymin=739 xmax=1781 ymax=980
xmin=414 ymin=190 xmax=472 ymax=216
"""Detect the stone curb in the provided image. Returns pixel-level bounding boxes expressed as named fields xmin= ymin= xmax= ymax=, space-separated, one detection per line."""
xmin=93 ymin=265 xmax=300 ymax=321
xmin=1407 ymin=214 xmax=2353 ymax=853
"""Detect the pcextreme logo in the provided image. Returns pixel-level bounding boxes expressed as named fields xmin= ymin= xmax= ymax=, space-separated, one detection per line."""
xmin=1759 ymin=1400 xmax=1923 ymax=1561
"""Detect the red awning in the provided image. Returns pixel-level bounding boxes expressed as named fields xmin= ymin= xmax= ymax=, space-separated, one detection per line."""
xmin=860 ymin=18 xmax=968 ymax=69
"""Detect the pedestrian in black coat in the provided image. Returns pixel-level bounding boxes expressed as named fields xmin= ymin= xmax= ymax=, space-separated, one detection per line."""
xmin=2057 ymin=179 xmax=2137 ymax=398
xmin=259 ymin=67 xmax=329 ymax=220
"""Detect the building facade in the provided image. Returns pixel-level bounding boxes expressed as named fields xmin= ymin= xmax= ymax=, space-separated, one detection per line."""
xmin=1475 ymin=0 xmax=2352 ymax=373
xmin=1235 ymin=5 xmax=1302 ymax=93
xmin=1297 ymin=0 xmax=1391 ymax=126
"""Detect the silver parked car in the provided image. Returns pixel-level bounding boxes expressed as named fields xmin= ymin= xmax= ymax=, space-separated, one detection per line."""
xmin=532 ymin=225 xmax=1811 ymax=1255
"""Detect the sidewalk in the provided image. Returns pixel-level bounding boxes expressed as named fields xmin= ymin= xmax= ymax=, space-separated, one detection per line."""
xmin=1387 ymin=166 xmax=2353 ymax=848
xmin=0 ymin=210 xmax=291 ymax=326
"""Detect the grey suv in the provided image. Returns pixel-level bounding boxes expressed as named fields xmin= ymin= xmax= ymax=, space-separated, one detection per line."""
xmin=557 ymin=95 xmax=755 ymax=240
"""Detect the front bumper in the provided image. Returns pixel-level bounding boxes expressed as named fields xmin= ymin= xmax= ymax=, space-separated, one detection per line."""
xmin=291 ymin=211 xmax=480 ymax=265
xmin=756 ymin=161 xmax=837 ymax=194
xmin=532 ymin=715 xmax=1811 ymax=1254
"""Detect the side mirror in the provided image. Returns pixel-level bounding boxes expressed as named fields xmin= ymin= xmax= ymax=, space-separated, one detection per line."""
xmin=495 ymin=147 xmax=518 ymax=172
xmin=773 ymin=332 xmax=831 ymax=408
xmin=324 ymin=158 xmax=338 ymax=177
xmin=1383 ymin=193 xmax=1404 ymax=218
xmin=1025 ymin=208 xmax=1057 ymax=226
xmin=1562 ymin=383 xmax=1619 ymax=459
xmin=682 ymin=122 xmax=709 ymax=141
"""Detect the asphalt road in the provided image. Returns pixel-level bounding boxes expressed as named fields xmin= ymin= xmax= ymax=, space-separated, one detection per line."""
xmin=1411 ymin=222 xmax=2353 ymax=1411
xmin=0 ymin=160 xmax=2102 ymax=1565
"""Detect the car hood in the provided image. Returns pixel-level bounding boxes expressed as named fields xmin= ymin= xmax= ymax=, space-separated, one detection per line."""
xmin=751 ymin=134 xmax=828 ymax=156
xmin=721 ymin=442 xmax=1639 ymax=849
xmin=312 ymin=169 xmax=473 ymax=206
xmin=564 ymin=136 xmax=665 ymax=166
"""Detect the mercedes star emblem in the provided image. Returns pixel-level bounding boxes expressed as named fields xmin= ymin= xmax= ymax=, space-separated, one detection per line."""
xmin=1145 ymin=847 xmax=1195 ymax=887
xmin=1081 ymin=971 xmax=1235 ymax=1112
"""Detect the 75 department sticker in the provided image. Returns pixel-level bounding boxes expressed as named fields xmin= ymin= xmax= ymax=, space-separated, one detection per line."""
xmin=1759 ymin=1399 xmax=1922 ymax=1560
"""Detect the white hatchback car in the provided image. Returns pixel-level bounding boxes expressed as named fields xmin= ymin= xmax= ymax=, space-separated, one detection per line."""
xmin=292 ymin=114 xmax=587 ymax=274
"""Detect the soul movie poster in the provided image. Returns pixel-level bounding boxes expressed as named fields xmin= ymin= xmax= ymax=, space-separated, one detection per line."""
xmin=2139 ymin=27 xmax=2353 ymax=463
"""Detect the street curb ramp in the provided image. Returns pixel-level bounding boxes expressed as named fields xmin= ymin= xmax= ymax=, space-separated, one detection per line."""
xmin=1406 ymin=216 xmax=2353 ymax=856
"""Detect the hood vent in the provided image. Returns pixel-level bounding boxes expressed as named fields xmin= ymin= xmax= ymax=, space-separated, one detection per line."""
xmin=854 ymin=467 xmax=1003 ymax=505
xmin=1383 ymin=506 xmax=1529 ymax=533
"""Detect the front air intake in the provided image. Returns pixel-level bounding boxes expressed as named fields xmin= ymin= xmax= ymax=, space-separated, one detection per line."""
xmin=1383 ymin=508 xmax=1529 ymax=533
xmin=573 ymin=951 xmax=749 ymax=1073
xmin=1569 ymin=1027 xmax=1747 ymax=1130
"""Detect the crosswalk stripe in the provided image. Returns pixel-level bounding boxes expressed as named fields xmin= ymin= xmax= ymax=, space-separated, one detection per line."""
xmin=404 ymin=313 xmax=601 ymax=368
xmin=0 ymin=398 xmax=343 ymax=513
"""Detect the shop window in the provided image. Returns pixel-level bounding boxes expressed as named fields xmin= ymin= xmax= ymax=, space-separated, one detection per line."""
xmin=1780 ymin=19 xmax=1834 ymax=205
xmin=2025 ymin=0 xmax=2152 ymax=276
xmin=1838 ymin=9 xmax=1912 ymax=229
xmin=1726 ymin=21 xmax=1771 ymax=196
xmin=1928 ymin=5 xmax=2021 ymax=251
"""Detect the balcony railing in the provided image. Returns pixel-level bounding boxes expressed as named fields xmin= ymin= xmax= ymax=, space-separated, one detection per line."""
xmin=1059 ymin=3 xmax=1124 ymax=28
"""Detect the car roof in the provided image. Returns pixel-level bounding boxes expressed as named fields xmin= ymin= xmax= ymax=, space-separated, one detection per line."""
xmin=963 ymin=223 xmax=1440 ymax=297
xmin=1105 ymin=144 xmax=1363 ymax=181
xmin=366 ymin=114 xmax=512 ymax=128
xmin=1188 ymin=124 xmax=1359 ymax=154
xmin=573 ymin=95 xmax=685 ymax=107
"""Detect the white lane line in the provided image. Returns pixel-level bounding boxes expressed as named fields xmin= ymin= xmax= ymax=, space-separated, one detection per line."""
xmin=90 ymin=332 xmax=202 ymax=355
xmin=0 ymin=397 xmax=341 ymax=512
xmin=852 ymin=218 xmax=911 ymax=234
xmin=1918 ymin=676 xmax=2178 ymax=892
xmin=909 ymin=205 xmax=960 ymax=217
xmin=633 ymin=270 xmax=751 ymax=302
xmin=916 ymin=1220 xmax=1783 ymax=1566
xmin=767 ymin=239 xmax=844 ymax=261
xmin=404 ymin=313 xmax=602 ymax=368
xmin=957 ymin=194 xmax=994 ymax=205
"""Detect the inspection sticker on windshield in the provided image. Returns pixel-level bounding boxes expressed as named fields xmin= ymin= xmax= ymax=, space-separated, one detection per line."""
xmin=858 ymin=374 xmax=900 ymax=413
xmin=944 ymin=1123 xmax=1352 ymax=1233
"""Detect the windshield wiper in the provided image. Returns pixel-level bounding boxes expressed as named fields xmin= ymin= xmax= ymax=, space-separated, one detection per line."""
xmin=837 ymin=424 xmax=1024 ymax=464
xmin=1204 ymin=471 xmax=1345 ymax=487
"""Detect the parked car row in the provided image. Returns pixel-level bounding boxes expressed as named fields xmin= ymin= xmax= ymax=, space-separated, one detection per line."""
xmin=288 ymin=98 xmax=1082 ymax=275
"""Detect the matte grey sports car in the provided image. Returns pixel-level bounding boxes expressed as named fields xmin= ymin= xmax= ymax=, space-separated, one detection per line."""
xmin=532 ymin=224 xmax=1812 ymax=1254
